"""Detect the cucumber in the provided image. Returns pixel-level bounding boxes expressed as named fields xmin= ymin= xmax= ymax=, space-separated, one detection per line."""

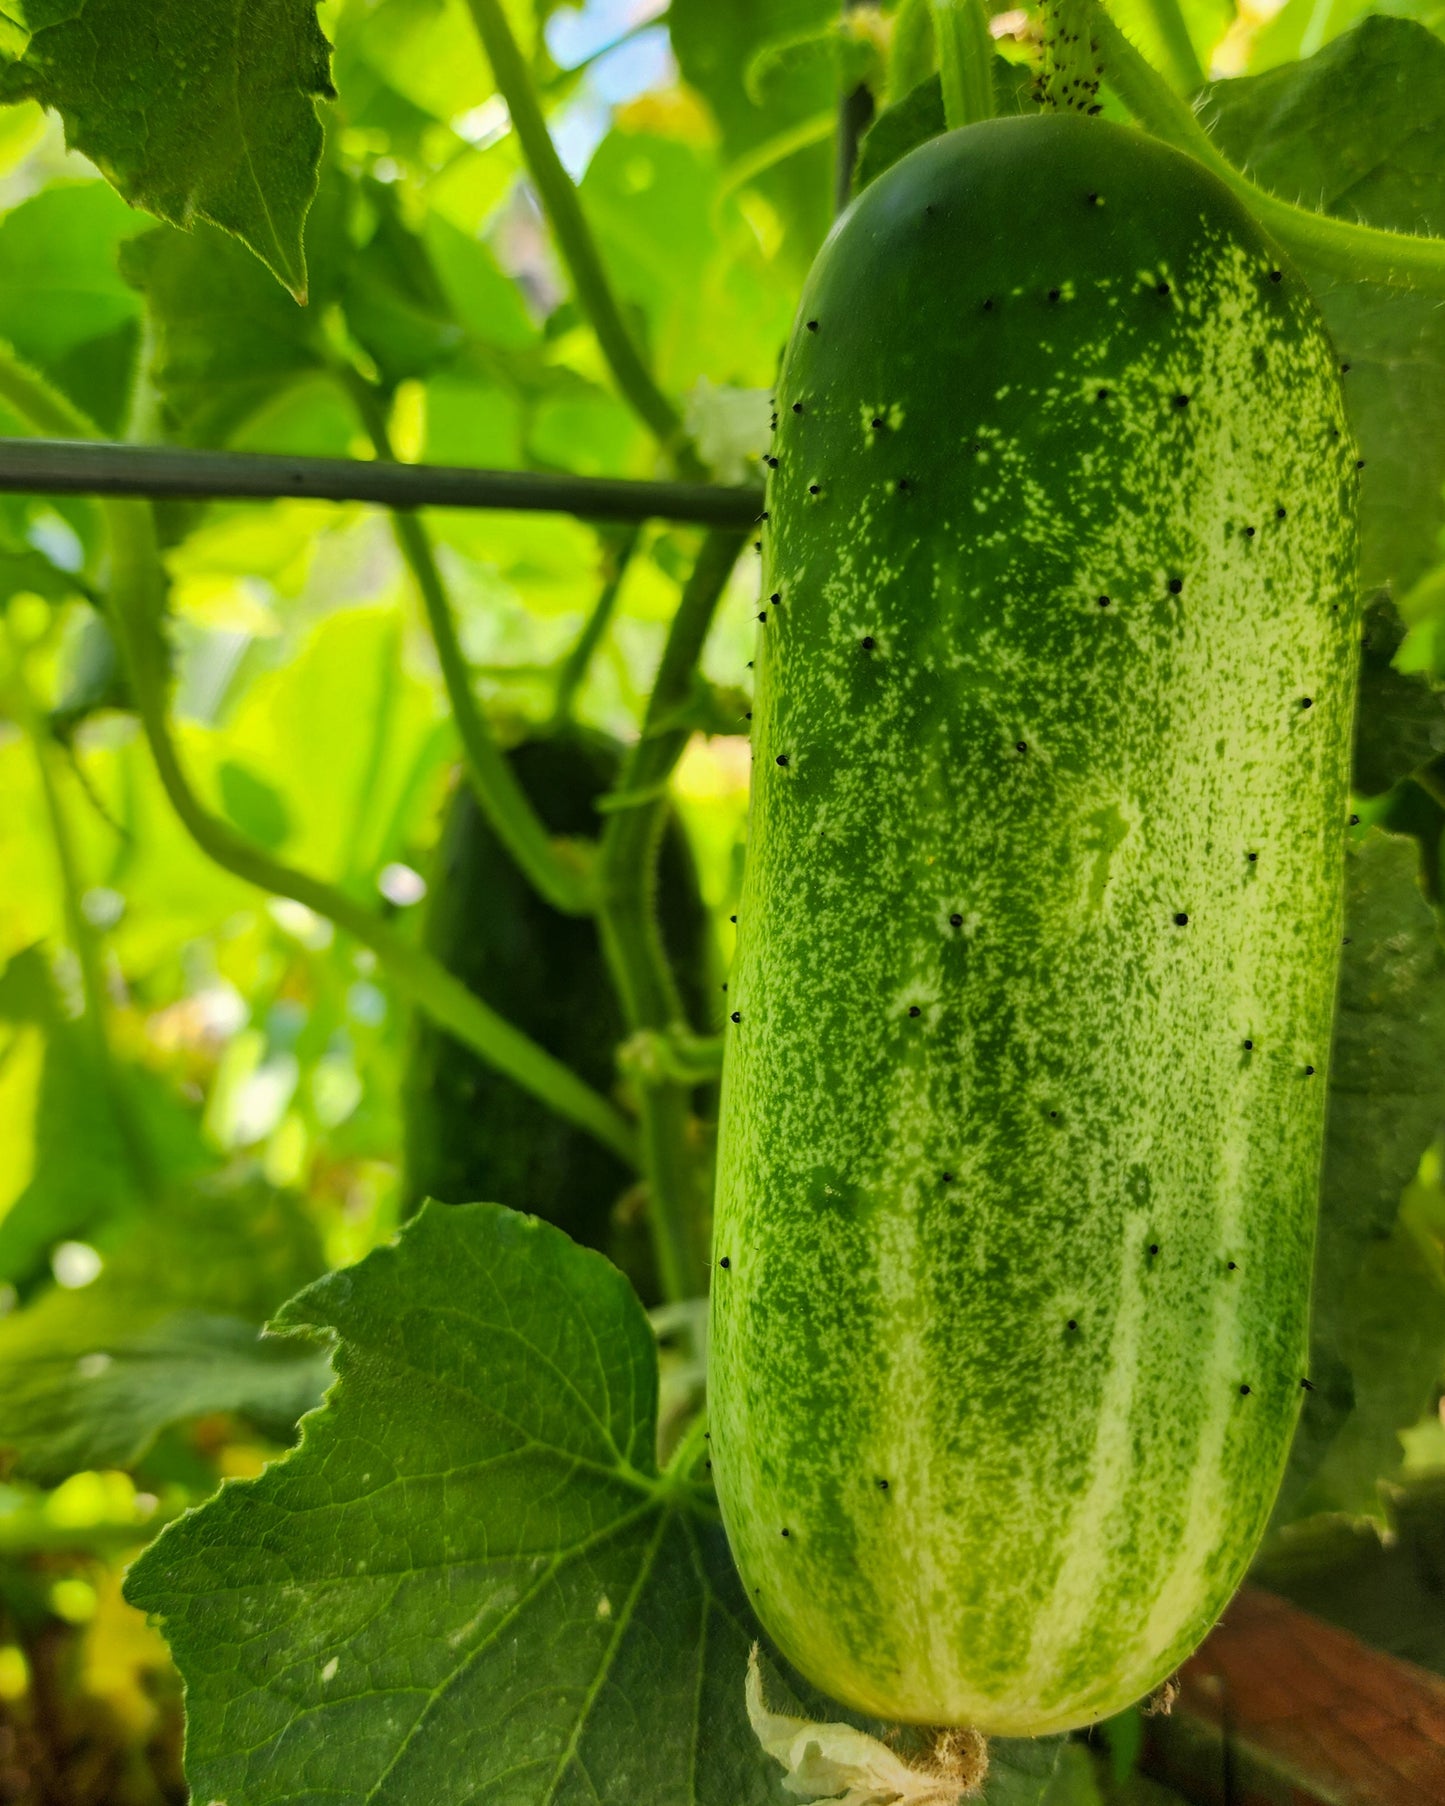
xmin=711 ymin=114 xmax=1360 ymax=1735
xmin=403 ymin=731 xmax=711 ymax=1293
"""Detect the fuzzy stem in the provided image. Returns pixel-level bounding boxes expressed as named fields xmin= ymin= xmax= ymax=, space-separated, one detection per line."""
xmin=461 ymin=0 xmax=704 ymax=475
xmin=551 ymin=525 xmax=640 ymax=728
xmin=341 ymin=369 xmax=596 ymax=915
xmin=0 ymin=343 xmax=637 ymax=1166
xmin=597 ymin=530 xmax=743 ymax=1302
xmin=890 ymin=0 xmax=937 ymax=104
xmin=1137 ymin=0 xmax=1204 ymax=95
xmin=932 ymin=0 xmax=995 ymax=128
xmin=1092 ymin=1 xmax=1445 ymax=292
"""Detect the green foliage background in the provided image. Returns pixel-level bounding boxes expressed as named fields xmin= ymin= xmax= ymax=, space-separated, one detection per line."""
xmin=0 ymin=0 xmax=1441 ymax=1801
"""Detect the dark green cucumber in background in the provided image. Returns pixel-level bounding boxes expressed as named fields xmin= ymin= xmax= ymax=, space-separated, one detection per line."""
xmin=711 ymin=115 xmax=1360 ymax=1733
xmin=403 ymin=732 xmax=712 ymax=1297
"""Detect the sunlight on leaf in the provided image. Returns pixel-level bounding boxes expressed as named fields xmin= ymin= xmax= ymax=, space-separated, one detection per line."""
xmin=0 ymin=0 xmax=333 ymax=297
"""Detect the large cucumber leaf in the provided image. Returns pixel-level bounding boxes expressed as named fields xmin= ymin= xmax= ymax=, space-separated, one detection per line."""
xmin=126 ymin=1201 xmax=783 ymax=1806
xmin=126 ymin=1202 xmax=1073 ymax=1805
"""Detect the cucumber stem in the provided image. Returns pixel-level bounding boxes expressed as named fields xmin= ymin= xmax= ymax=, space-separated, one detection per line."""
xmin=890 ymin=0 xmax=937 ymax=104
xmin=1135 ymin=0 xmax=1205 ymax=96
xmin=932 ymin=0 xmax=995 ymax=129
xmin=550 ymin=525 xmax=640 ymax=729
xmin=0 ymin=341 xmax=638 ymax=1168
xmin=598 ymin=529 xmax=744 ymax=1302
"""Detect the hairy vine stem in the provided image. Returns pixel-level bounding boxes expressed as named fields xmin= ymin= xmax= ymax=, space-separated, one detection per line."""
xmin=932 ymin=0 xmax=996 ymax=129
xmin=1133 ymin=0 xmax=1204 ymax=95
xmin=450 ymin=8 xmax=746 ymax=1301
xmin=598 ymin=529 xmax=745 ymax=1302
xmin=551 ymin=525 xmax=640 ymax=727
xmin=0 ymin=343 xmax=637 ymax=1166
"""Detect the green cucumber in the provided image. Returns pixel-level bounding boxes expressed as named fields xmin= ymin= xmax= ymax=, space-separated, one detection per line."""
xmin=711 ymin=114 xmax=1359 ymax=1734
xmin=403 ymin=731 xmax=711 ymax=1293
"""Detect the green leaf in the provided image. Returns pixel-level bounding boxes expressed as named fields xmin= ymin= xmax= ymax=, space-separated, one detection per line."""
xmin=579 ymin=128 xmax=796 ymax=396
xmin=0 ymin=1311 xmax=330 ymax=1484
xmin=126 ymin=1201 xmax=784 ymax=1805
xmin=0 ymin=538 xmax=89 ymax=606
xmin=201 ymin=605 xmax=452 ymax=892
xmin=342 ymin=178 xmax=464 ymax=388
xmin=1276 ymin=828 xmax=1445 ymax=1522
xmin=0 ymin=946 xmax=206 ymax=1285
xmin=853 ymin=65 xmax=1033 ymax=193
xmin=1038 ymin=1744 xmax=1104 ymax=1804
xmin=669 ymin=0 xmax=838 ymax=273
xmin=0 ymin=180 xmax=152 ymax=429
xmin=420 ymin=374 xmax=524 ymax=466
xmin=329 ymin=0 xmax=496 ymax=147
xmin=1202 ymin=17 xmax=1445 ymax=595
xmin=50 ymin=610 xmax=130 ymax=736
xmin=1353 ymin=594 xmax=1445 ymax=796
xmin=1255 ymin=1471 xmax=1445 ymax=1676
xmin=421 ymin=211 xmax=539 ymax=354
xmin=120 ymin=168 xmax=351 ymax=447
xmin=744 ymin=19 xmax=884 ymax=112
xmin=1251 ymin=0 xmax=1445 ymax=75
xmin=0 ymin=1177 xmax=327 ymax=1483
xmin=216 ymin=760 xmax=292 ymax=852
xmin=0 ymin=0 xmax=336 ymax=298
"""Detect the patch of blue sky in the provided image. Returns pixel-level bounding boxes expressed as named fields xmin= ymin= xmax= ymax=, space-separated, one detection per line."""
xmin=545 ymin=0 xmax=675 ymax=177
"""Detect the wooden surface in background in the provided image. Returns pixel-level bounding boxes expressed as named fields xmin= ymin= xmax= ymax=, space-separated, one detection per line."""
xmin=1144 ymin=1586 xmax=1445 ymax=1804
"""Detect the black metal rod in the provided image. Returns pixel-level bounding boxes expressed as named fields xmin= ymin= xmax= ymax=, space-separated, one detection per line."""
xmin=0 ymin=438 xmax=765 ymax=527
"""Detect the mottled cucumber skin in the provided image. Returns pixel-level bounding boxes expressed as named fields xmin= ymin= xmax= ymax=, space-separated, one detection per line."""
xmin=710 ymin=114 xmax=1359 ymax=1735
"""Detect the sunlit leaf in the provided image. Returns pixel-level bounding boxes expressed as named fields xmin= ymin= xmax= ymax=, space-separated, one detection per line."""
xmin=200 ymin=605 xmax=453 ymax=890
xmin=120 ymin=170 xmax=351 ymax=447
xmin=0 ymin=180 xmax=151 ymax=427
xmin=0 ymin=946 xmax=208 ymax=1285
xmin=0 ymin=0 xmax=336 ymax=297
xmin=669 ymin=0 xmax=838 ymax=274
